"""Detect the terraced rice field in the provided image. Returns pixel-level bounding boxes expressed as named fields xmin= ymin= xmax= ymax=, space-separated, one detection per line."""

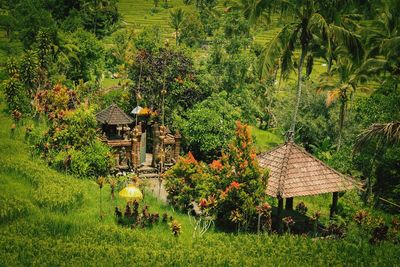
xmin=118 ymin=0 xmax=196 ymax=40
xmin=118 ymin=0 xmax=328 ymax=77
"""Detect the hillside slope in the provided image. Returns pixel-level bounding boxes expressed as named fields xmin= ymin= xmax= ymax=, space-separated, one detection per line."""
xmin=0 ymin=98 xmax=399 ymax=266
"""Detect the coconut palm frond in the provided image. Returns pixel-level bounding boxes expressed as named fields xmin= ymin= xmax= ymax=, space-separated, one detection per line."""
xmin=280 ymin=0 xmax=300 ymax=18
xmin=380 ymin=36 xmax=400 ymax=58
xmin=330 ymin=24 xmax=363 ymax=62
xmin=258 ymin=24 xmax=291 ymax=79
xmin=359 ymin=58 xmax=388 ymax=75
xmin=279 ymin=24 xmax=299 ymax=79
xmin=239 ymin=0 xmax=275 ymax=25
xmin=326 ymin=89 xmax=340 ymax=107
xmin=355 ymin=122 xmax=400 ymax=151
xmin=310 ymin=13 xmax=330 ymax=42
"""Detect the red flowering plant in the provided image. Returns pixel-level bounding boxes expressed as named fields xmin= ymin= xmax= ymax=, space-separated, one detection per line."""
xmin=165 ymin=122 xmax=268 ymax=232
xmin=164 ymin=152 xmax=216 ymax=211
xmin=29 ymin=101 xmax=113 ymax=178
xmin=212 ymin=121 xmax=268 ymax=232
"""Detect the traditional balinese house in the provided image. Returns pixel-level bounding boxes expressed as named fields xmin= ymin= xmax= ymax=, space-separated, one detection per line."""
xmin=96 ymin=104 xmax=134 ymax=170
xmin=257 ymin=140 xmax=360 ymax=223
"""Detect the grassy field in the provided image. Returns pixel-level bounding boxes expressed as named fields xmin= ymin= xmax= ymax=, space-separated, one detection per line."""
xmin=251 ymin=126 xmax=283 ymax=153
xmin=0 ymin=96 xmax=399 ymax=266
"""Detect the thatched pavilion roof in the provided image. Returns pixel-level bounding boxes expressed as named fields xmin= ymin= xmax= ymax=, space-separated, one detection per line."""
xmin=257 ymin=141 xmax=358 ymax=198
xmin=96 ymin=104 xmax=133 ymax=125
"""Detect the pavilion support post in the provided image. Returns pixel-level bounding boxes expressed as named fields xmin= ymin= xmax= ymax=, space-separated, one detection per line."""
xmin=277 ymin=196 xmax=284 ymax=233
xmin=285 ymin=197 xmax=293 ymax=210
xmin=330 ymin=192 xmax=339 ymax=219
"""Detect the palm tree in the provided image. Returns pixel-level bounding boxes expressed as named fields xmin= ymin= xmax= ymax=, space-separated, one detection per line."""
xmin=259 ymin=0 xmax=331 ymax=136
xmin=317 ymin=58 xmax=369 ymax=150
xmin=234 ymin=0 xmax=276 ymax=25
xmin=255 ymin=0 xmax=365 ymax=137
xmin=361 ymin=0 xmax=400 ymax=87
xmin=354 ymin=121 xmax=400 ymax=203
xmin=169 ymin=8 xmax=185 ymax=46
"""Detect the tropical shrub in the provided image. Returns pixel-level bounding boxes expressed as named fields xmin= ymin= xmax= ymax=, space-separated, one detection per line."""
xmin=2 ymin=77 xmax=31 ymax=115
xmin=52 ymin=142 xmax=112 ymax=178
xmin=164 ymin=152 xmax=215 ymax=211
xmin=66 ymin=29 xmax=105 ymax=82
xmin=165 ymin=122 xmax=268 ymax=232
xmin=30 ymin=100 xmax=113 ymax=179
xmin=176 ymin=92 xmax=240 ymax=161
xmin=212 ymin=122 xmax=268 ymax=231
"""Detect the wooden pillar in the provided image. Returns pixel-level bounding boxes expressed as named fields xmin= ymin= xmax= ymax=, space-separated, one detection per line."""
xmin=174 ymin=131 xmax=181 ymax=161
xmin=152 ymin=123 xmax=160 ymax=167
xmin=285 ymin=197 xmax=293 ymax=210
xmin=330 ymin=192 xmax=339 ymax=219
xmin=277 ymin=196 xmax=284 ymax=233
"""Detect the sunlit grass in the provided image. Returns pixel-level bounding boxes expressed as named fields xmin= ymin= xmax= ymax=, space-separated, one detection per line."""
xmin=251 ymin=125 xmax=283 ymax=153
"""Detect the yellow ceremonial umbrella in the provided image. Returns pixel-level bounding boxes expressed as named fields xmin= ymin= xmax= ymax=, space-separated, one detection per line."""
xmin=119 ymin=184 xmax=143 ymax=202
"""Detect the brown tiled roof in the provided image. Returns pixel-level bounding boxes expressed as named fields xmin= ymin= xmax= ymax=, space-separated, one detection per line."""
xmin=96 ymin=104 xmax=133 ymax=125
xmin=257 ymin=141 xmax=359 ymax=198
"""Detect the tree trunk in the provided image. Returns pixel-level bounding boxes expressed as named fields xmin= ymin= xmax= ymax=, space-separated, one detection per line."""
xmin=289 ymin=46 xmax=307 ymax=135
xmin=327 ymin=54 xmax=333 ymax=75
xmin=337 ymin=100 xmax=345 ymax=151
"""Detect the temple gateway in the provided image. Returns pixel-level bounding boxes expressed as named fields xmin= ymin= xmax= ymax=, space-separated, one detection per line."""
xmin=95 ymin=104 xmax=181 ymax=177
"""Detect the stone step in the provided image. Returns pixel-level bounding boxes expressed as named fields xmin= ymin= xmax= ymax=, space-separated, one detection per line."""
xmin=139 ymin=173 xmax=159 ymax=179
xmin=137 ymin=166 xmax=157 ymax=173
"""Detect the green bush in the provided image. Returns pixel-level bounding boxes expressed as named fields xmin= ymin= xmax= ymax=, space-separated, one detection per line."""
xmin=180 ymin=12 xmax=207 ymax=47
xmin=30 ymin=104 xmax=113 ymax=178
xmin=53 ymin=141 xmax=113 ymax=179
xmin=177 ymin=92 xmax=240 ymax=161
